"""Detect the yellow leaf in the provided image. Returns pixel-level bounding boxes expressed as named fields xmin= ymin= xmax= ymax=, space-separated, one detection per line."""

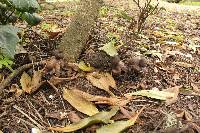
xmin=63 ymin=88 xmax=99 ymax=116
xmin=86 ymin=72 xmax=116 ymax=96
xmin=78 ymin=61 xmax=94 ymax=72
xmin=126 ymin=90 xmax=175 ymax=100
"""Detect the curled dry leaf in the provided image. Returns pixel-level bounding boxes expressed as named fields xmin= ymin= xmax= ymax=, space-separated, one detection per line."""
xmin=72 ymin=89 xmax=130 ymax=107
xmin=48 ymin=106 xmax=119 ymax=132
xmin=86 ymin=72 xmax=116 ymax=96
xmin=63 ymin=88 xmax=99 ymax=116
xmin=20 ymin=70 xmax=43 ymax=94
xmin=10 ymin=84 xmax=23 ymax=97
xmin=96 ymin=106 xmax=144 ymax=133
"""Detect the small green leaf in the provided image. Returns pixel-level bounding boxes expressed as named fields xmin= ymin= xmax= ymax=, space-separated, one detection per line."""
xmin=21 ymin=12 xmax=42 ymax=26
xmin=78 ymin=61 xmax=94 ymax=72
xmin=99 ymin=40 xmax=118 ymax=57
xmin=48 ymin=106 xmax=119 ymax=132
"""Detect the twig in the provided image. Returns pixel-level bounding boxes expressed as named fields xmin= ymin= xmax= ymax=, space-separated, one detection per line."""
xmin=13 ymin=105 xmax=44 ymax=130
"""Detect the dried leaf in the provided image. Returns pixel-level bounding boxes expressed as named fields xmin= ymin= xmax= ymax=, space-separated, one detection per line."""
xmin=10 ymin=84 xmax=21 ymax=93
xmin=86 ymin=72 xmax=116 ymax=96
xmin=96 ymin=107 xmax=144 ymax=133
xmin=191 ymin=83 xmax=200 ymax=93
xmin=48 ymin=106 xmax=119 ymax=132
xmin=164 ymin=86 xmax=182 ymax=105
xmin=20 ymin=70 xmax=43 ymax=94
xmin=45 ymin=110 xmax=68 ymax=120
xmin=72 ymin=89 xmax=130 ymax=106
xmin=126 ymin=90 xmax=175 ymax=100
xmin=173 ymin=62 xmax=193 ymax=68
xmin=78 ymin=61 xmax=94 ymax=72
xmin=175 ymin=110 xmax=192 ymax=121
xmin=20 ymin=72 xmax=32 ymax=93
xmin=68 ymin=111 xmax=81 ymax=123
xmin=63 ymin=88 xmax=99 ymax=116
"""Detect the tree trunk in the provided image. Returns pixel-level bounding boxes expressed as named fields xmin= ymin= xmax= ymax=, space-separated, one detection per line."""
xmin=58 ymin=0 xmax=103 ymax=62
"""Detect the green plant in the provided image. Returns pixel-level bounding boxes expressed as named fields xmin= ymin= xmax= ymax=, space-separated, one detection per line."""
xmin=0 ymin=55 xmax=14 ymax=71
xmin=99 ymin=6 xmax=109 ymax=17
xmin=0 ymin=0 xmax=42 ymax=69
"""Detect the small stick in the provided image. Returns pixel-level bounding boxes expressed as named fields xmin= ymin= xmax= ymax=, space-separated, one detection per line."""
xmin=13 ymin=105 xmax=44 ymax=130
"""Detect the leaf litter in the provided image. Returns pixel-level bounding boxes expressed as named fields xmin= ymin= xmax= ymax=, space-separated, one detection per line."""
xmin=1 ymin=0 xmax=200 ymax=133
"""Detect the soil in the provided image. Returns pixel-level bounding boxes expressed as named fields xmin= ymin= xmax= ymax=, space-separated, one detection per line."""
xmin=0 ymin=0 xmax=200 ymax=133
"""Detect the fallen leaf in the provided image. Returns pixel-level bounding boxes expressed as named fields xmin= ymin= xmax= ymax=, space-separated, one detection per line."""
xmin=63 ymin=88 xmax=99 ymax=116
xmin=20 ymin=70 xmax=43 ymax=94
xmin=72 ymin=89 xmax=130 ymax=106
xmin=45 ymin=110 xmax=68 ymax=120
xmin=173 ymin=62 xmax=193 ymax=68
xmin=126 ymin=90 xmax=175 ymax=100
xmin=48 ymin=106 xmax=119 ymax=132
xmin=99 ymin=40 xmax=118 ymax=57
xmin=164 ymin=86 xmax=182 ymax=105
xmin=20 ymin=72 xmax=32 ymax=93
xmin=78 ymin=61 xmax=94 ymax=72
xmin=86 ymin=72 xmax=116 ymax=96
xmin=175 ymin=109 xmax=192 ymax=121
xmin=191 ymin=83 xmax=200 ymax=93
xmin=68 ymin=111 xmax=81 ymax=123
xmin=96 ymin=107 xmax=144 ymax=133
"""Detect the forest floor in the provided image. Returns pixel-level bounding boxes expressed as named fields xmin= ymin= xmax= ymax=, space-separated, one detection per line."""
xmin=0 ymin=0 xmax=200 ymax=133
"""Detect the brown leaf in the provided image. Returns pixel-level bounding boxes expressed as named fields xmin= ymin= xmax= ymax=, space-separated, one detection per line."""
xmin=68 ymin=111 xmax=81 ymax=123
xmin=10 ymin=84 xmax=23 ymax=97
xmin=20 ymin=70 xmax=43 ymax=94
xmin=63 ymin=88 xmax=99 ymax=116
xmin=20 ymin=72 xmax=32 ymax=93
xmin=164 ymin=85 xmax=182 ymax=105
xmin=45 ymin=110 xmax=68 ymax=120
xmin=191 ymin=83 xmax=200 ymax=93
xmin=86 ymin=72 xmax=116 ymax=96
xmin=175 ymin=109 xmax=193 ymax=121
xmin=72 ymin=89 xmax=130 ymax=107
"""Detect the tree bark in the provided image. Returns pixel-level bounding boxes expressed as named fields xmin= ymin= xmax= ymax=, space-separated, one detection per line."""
xmin=58 ymin=0 xmax=103 ymax=62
